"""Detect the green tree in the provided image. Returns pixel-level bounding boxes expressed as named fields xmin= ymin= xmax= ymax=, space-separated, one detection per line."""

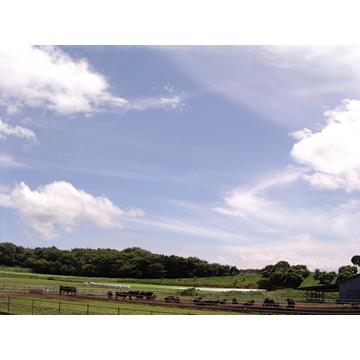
xmin=259 ymin=261 xmax=310 ymax=289
xmin=336 ymin=265 xmax=358 ymax=283
xmin=316 ymin=271 xmax=337 ymax=285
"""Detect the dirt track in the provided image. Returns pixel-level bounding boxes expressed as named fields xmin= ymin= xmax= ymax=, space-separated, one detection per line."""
xmin=1 ymin=291 xmax=360 ymax=315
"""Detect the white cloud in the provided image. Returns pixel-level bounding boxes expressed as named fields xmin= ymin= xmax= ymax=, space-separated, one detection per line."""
xmin=0 ymin=46 xmax=128 ymax=114
xmin=291 ymin=99 xmax=360 ymax=192
xmin=0 ymin=118 xmax=37 ymax=142
xmin=214 ymin=167 xmax=304 ymax=226
xmin=0 ymin=153 xmax=25 ymax=168
xmin=0 ymin=46 xmax=186 ymax=115
xmin=217 ymin=235 xmax=358 ymax=270
xmin=126 ymin=95 xmax=185 ymax=111
xmin=128 ymin=216 xmax=247 ymax=242
xmin=161 ymin=46 xmax=360 ymax=127
xmin=0 ymin=181 xmax=144 ymax=239
xmin=214 ymin=167 xmax=360 ymax=238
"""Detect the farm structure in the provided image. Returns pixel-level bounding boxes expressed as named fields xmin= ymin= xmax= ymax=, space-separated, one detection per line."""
xmin=299 ymin=284 xmax=338 ymax=303
xmin=338 ymin=274 xmax=360 ymax=302
xmin=300 ymin=276 xmax=360 ymax=304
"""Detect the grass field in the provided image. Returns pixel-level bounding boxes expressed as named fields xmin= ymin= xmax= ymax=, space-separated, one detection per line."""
xmin=0 ymin=267 xmax=338 ymax=314
xmin=0 ymin=293 xmax=244 ymax=315
xmin=0 ymin=266 xmax=321 ymax=288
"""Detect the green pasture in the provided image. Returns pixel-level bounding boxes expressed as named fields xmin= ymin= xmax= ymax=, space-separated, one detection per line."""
xmin=0 ymin=294 xmax=242 ymax=315
xmin=0 ymin=266 xmax=338 ymax=315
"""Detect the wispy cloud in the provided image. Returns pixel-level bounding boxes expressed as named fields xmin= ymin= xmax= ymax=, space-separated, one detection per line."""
xmin=214 ymin=165 xmax=360 ymax=239
xmin=125 ymin=94 xmax=185 ymax=112
xmin=216 ymin=235 xmax=359 ymax=270
xmin=126 ymin=216 xmax=248 ymax=242
xmin=0 ymin=118 xmax=37 ymax=142
xmin=161 ymin=46 xmax=360 ymax=128
xmin=0 ymin=153 xmax=25 ymax=168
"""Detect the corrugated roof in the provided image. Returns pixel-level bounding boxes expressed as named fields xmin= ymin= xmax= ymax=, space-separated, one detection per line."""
xmin=298 ymin=284 xmax=338 ymax=292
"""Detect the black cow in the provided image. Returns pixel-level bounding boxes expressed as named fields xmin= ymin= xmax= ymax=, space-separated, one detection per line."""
xmin=59 ymin=285 xmax=77 ymax=295
xmin=286 ymin=298 xmax=295 ymax=308
xmin=263 ymin=298 xmax=280 ymax=308
xmin=243 ymin=299 xmax=255 ymax=307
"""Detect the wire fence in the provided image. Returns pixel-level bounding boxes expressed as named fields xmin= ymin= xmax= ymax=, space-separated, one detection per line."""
xmin=2 ymin=284 xmax=360 ymax=314
xmin=0 ymin=296 xmax=195 ymax=315
xmin=0 ymin=284 xmax=185 ymax=298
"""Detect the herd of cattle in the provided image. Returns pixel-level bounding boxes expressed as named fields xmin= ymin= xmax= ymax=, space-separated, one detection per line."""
xmin=59 ymin=285 xmax=77 ymax=295
xmin=191 ymin=297 xmax=295 ymax=308
xmin=108 ymin=290 xmax=156 ymax=300
xmin=58 ymin=285 xmax=296 ymax=308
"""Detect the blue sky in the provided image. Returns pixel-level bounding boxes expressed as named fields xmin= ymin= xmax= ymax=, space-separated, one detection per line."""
xmin=1 ymin=46 xmax=360 ymax=270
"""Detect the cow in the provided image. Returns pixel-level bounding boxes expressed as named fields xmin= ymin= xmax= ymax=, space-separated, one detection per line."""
xmin=286 ymin=298 xmax=295 ymax=308
xmin=263 ymin=298 xmax=280 ymax=308
xmin=59 ymin=285 xmax=77 ymax=295
xmin=165 ymin=296 xmax=180 ymax=303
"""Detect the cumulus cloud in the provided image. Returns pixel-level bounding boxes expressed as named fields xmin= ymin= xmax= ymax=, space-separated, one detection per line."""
xmin=0 ymin=118 xmax=37 ymax=142
xmin=291 ymin=99 xmax=360 ymax=192
xmin=0 ymin=46 xmax=186 ymax=115
xmin=0 ymin=181 xmax=144 ymax=239
xmin=0 ymin=46 xmax=128 ymax=114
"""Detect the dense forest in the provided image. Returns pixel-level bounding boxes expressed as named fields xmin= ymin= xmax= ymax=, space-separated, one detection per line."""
xmin=0 ymin=242 xmax=240 ymax=278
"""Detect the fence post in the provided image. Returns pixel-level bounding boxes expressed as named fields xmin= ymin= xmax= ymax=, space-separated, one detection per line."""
xmin=32 ymin=299 xmax=35 ymax=315
xmin=150 ymin=310 xmax=153 ymax=315
xmin=117 ymin=307 xmax=120 ymax=315
xmin=58 ymin=301 xmax=61 ymax=314
xmin=87 ymin=304 xmax=90 ymax=315
xmin=7 ymin=297 xmax=10 ymax=313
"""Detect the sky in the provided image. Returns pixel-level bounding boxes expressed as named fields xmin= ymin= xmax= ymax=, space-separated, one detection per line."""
xmin=1 ymin=46 xmax=360 ymax=270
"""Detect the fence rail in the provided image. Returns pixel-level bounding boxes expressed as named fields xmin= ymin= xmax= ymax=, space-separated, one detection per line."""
xmin=0 ymin=296 xmax=194 ymax=315
xmin=0 ymin=284 xmax=341 ymax=304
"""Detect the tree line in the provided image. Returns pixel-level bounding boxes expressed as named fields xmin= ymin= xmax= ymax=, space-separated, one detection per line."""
xmin=1 ymin=242 xmax=359 ymax=287
xmin=0 ymin=242 xmax=240 ymax=279
xmin=259 ymin=260 xmax=359 ymax=289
